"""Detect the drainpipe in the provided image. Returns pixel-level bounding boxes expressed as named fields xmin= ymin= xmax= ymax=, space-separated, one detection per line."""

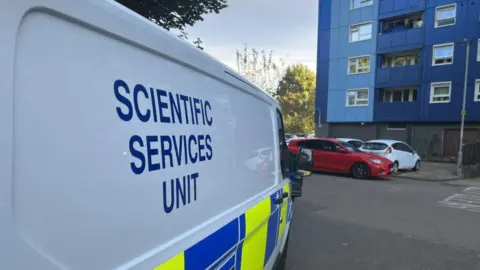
xmin=457 ymin=39 xmax=470 ymax=177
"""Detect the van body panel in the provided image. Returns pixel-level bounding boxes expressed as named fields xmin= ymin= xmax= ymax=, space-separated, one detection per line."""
xmin=0 ymin=1 xmax=292 ymax=269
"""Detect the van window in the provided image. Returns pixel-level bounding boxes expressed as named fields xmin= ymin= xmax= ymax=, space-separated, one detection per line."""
xmin=276 ymin=109 xmax=289 ymax=179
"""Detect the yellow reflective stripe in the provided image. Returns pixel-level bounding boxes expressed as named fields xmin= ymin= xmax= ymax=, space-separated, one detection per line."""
xmin=277 ymin=183 xmax=290 ymax=242
xmin=240 ymin=197 xmax=271 ymax=270
xmin=153 ymin=252 xmax=185 ymax=270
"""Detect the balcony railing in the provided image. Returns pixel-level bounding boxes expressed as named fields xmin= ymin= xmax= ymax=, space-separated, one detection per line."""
xmin=374 ymin=100 xmax=420 ymax=122
xmin=377 ymin=27 xmax=423 ymax=54
xmin=376 ymin=65 xmax=422 ymax=88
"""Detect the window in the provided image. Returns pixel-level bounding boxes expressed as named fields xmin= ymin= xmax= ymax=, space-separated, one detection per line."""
xmin=382 ymin=88 xmax=418 ymax=102
xmin=382 ymin=52 xmax=420 ymax=68
xmin=362 ymin=142 xmax=388 ymax=151
xmin=320 ymin=141 xmax=341 ymax=152
xmin=387 ymin=123 xmax=407 ymax=130
xmin=349 ymin=22 xmax=372 ymax=42
xmin=475 ymin=80 xmax=480 ymax=102
xmin=430 ymin=82 xmax=451 ymax=103
xmin=477 ymin=39 xmax=480 ymax=61
xmin=350 ymin=0 xmax=373 ymax=9
xmin=346 ymin=89 xmax=369 ymax=106
xmin=393 ymin=143 xmax=413 ymax=153
xmin=432 ymin=43 xmax=454 ymax=66
xmin=276 ymin=110 xmax=289 ymax=178
xmin=382 ymin=14 xmax=423 ymax=33
xmin=348 ymin=56 xmax=370 ymax=74
xmin=435 ymin=4 xmax=456 ymax=28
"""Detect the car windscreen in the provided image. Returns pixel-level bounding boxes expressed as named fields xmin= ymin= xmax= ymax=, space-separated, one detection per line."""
xmin=348 ymin=140 xmax=364 ymax=148
xmin=362 ymin=142 xmax=388 ymax=150
xmin=339 ymin=141 xmax=362 ymax=152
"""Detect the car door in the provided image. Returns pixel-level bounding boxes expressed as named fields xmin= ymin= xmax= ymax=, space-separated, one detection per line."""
xmin=392 ymin=143 xmax=411 ymax=169
xmin=398 ymin=143 xmax=416 ymax=168
xmin=321 ymin=141 xmax=351 ymax=172
xmin=304 ymin=139 xmax=325 ymax=171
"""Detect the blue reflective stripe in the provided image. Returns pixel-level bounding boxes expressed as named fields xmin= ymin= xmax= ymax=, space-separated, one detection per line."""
xmin=184 ymin=218 xmax=238 ymax=269
xmin=264 ymin=191 xmax=280 ymax=266
xmin=171 ymin=185 xmax=291 ymax=270
xmin=218 ymin=254 xmax=235 ymax=270
xmin=234 ymin=214 xmax=246 ymax=269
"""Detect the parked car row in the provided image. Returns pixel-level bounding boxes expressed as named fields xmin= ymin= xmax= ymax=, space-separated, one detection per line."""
xmin=288 ymin=137 xmax=421 ymax=179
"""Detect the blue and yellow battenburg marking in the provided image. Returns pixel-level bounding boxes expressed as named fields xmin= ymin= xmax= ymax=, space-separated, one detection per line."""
xmin=154 ymin=183 xmax=292 ymax=270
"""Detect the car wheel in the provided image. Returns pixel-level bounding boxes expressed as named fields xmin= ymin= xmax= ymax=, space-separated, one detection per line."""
xmin=412 ymin=160 xmax=420 ymax=171
xmin=351 ymin=162 xmax=370 ymax=179
xmin=393 ymin=161 xmax=399 ymax=172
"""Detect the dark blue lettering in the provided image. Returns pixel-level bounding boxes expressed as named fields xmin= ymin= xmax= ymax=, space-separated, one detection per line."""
xmin=191 ymin=172 xmax=199 ymax=201
xmin=204 ymin=101 xmax=213 ymax=126
xmin=163 ymin=179 xmax=174 ymax=214
xmin=189 ymin=97 xmax=195 ymax=125
xmin=160 ymin=135 xmax=173 ymax=168
xmin=193 ymin=98 xmax=201 ymax=125
xmin=171 ymin=136 xmax=183 ymax=166
xmin=156 ymin=89 xmax=171 ymax=123
xmin=205 ymin=135 xmax=213 ymax=160
xmin=149 ymin=88 xmax=158 ymax=122
xmin=183 ymin=135 xmax=188 ymax=165
xmin=198 ymin=135 xmax=206 ymax=162
xmin=133 ymin=84 xmax=151 ymax=122
xmin=188 ymin=135 xmax=198 ymax=163
xmin=200 ymin=100 xmax=206 ymax=125
xmin=175 ymin=176 xmax=187 ymax=209
xmin=179 ymin=95 xmax=190 ymax=124
xmin=187 ymin=174 xmax=191 ymax=204
xmin=169 ymin=93 xmax=182 ymax=124
xmin=114 ymin=80 xmax=133 ymax=121
xmin=146 ymin=135 xmax=160 ymax=171
xmin=129 ymin=135 xmax=145 ymax=174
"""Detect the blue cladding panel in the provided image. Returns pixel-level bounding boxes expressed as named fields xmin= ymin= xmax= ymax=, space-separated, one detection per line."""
xmin=377 ymin=28 xmax=424 ymax=53
xmin=376 ymin=65 xmax=423 ymax=87
xmin=379 ymin=0 xmax=426 ymax=19
xmin=375 ymin=101 xmax=421 ymax=122
xmin=326 ymin=0 xmax=378 ymax=122
xmin=319 ymin=0 xmax=480 ymax=123
xmin=315 ymin=0 xmax=332 ymax=124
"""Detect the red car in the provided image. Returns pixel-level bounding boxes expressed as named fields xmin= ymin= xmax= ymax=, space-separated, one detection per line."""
xmin=288 ymin=138 xmax=393 ymax=178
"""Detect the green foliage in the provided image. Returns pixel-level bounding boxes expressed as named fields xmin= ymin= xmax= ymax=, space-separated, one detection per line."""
xmin=116 ymin=0 xmax=228 ymax=50
xmin=276 ymin=65 xmax=316 ymax=134
xmin=236 ymin=45 xmax=286 ymax=96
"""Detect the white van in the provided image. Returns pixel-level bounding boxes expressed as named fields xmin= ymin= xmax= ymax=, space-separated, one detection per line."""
xmin=0 ymin=0 xmax=313 ymax=269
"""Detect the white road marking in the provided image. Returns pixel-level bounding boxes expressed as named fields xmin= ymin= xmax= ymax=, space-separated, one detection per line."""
xmin=438 ymin=187 xmax=480 ymax=213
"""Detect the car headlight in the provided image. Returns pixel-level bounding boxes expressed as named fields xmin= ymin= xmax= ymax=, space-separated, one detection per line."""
xmin=369 ymin=158 xmax=384 ymax=165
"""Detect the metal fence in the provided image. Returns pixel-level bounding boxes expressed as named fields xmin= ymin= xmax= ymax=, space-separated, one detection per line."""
xmin=462 ymin=142 xmax=480 ymax=165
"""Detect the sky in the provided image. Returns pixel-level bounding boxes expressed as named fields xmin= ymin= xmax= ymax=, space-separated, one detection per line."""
xmin=184 ymin=0 xmax=319 ymax=72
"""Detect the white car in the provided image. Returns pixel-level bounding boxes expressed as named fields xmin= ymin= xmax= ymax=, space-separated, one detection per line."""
xmin=335 ymin=138 xmax=364 ymax=149
xmin=360 ymin=140 xmax=421 ymax=172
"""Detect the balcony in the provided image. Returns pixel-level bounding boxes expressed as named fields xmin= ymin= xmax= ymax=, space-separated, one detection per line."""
xmin=377 ymin=28 xmax=423 ymax=53
xmin=378 ymin=0 xmax=426 ymax=20
xmin=377 ymin=12 xmax=423 ymax=53
xmin=376 ymin=65 xmax=422 ymax=88
xmin=374 ymin=101 xmax=420 ymax=122
xmin=374 ymin=87 xmax=420 ymax=121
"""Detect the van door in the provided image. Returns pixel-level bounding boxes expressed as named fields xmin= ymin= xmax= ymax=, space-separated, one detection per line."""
xmin=275 ymin=109 xmax=291 ymax=244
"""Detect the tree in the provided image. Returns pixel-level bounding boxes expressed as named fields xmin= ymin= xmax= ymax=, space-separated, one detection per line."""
xmin=236 ymin=45 xmax=286 ymax=96
xmin=116 ymin=0 xmax=228 ymax=50
xmin=276 ymin=65 xmax=316 ymax=133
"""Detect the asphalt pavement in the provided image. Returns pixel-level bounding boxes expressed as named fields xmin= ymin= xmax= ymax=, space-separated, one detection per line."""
xmin=286 ymin=173 xmax=480 ymax=270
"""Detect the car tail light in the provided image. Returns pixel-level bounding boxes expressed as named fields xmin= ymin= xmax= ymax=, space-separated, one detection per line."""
xmin=385 ymin=147 xmax=392 ymax=155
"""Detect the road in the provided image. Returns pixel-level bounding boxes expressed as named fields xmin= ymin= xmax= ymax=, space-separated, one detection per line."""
xmin=286 ymin=173 xmax=480 ymax=270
